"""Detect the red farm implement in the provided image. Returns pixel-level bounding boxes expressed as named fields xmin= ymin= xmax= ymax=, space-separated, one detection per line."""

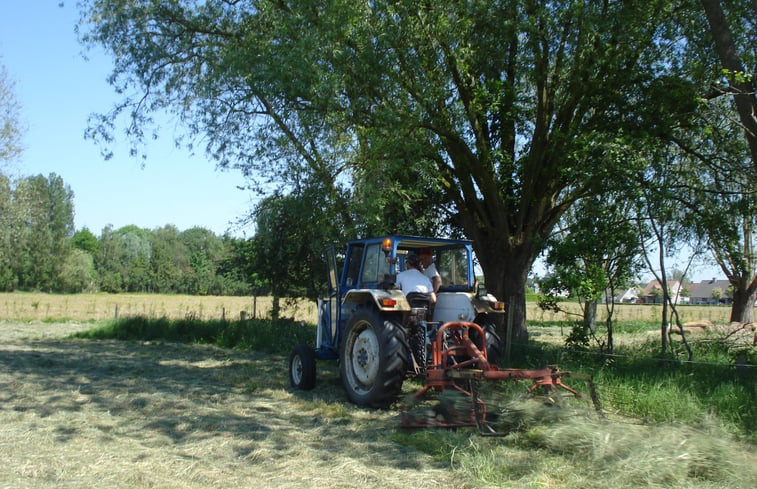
xmin=400 ymin=321 xmax=602 ymax=436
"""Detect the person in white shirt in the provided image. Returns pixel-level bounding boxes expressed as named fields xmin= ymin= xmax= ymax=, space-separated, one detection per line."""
xmin=396 ymin=254 xmax=435 ymax=301
xmin=419 ymin=248 xmax=441 ymax=294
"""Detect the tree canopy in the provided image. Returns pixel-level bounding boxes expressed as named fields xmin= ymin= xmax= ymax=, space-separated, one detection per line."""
xmin=77 ymin=0 xmax=756 ymax=337
xmin=0 ymin=62 xmax=24 ymax=167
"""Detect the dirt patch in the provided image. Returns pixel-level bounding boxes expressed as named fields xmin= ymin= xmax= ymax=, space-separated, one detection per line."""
xmin=0 ymin=322 xmax=460 ymax=488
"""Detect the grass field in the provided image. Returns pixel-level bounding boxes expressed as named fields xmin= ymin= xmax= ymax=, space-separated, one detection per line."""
xmin=1 ymin=293 xmax=753 ymax=488
xmin=0 ymin=291 xmax=735 ymax=325
xmin=2 ymin=319 xmax=755 ymax=489
xmin=0 ymin=321 xmax=456 ymax=489
xmin=0 ymin=293 xmax=757 ymax=489
xmin=0 ymin=292 xmax=319 ymax=323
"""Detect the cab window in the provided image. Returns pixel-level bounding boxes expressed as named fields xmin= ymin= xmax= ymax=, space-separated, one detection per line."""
xmin=361 ymin=243 xmax=387 ymax=285
xmin=344 ymin=244 xmax=364 ymax=288
xmin=437 ymin=247 xmax=471 ymax=289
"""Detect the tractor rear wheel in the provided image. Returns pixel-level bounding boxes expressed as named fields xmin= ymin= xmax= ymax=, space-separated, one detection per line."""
xmin=339 ymin=309 xmax=409 ymax=408
xmin=473 ymin=316 xmax=502 ymax=365
xmin=289 ymin=343 xmax=317 ymax=390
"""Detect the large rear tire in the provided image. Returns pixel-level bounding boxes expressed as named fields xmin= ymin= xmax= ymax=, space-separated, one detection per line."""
xmin=473 ymin=316 xmax=502 ymax=365
xmin=339 ymin=309 xmax=409 ymax=408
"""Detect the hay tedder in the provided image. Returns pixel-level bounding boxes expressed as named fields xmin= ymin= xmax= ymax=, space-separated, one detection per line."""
xmin=399 ymin=320 xmax=601 ymax=435
xmin=289 ymin=235 xmax=600 ymax=435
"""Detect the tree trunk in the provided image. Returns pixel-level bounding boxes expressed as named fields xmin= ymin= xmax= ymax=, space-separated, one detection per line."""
xmin=475 ymin=240 xmax=534 ymax=346
xmin=700 ymin=0 xmax=757 ymax=173
xmin=606 ymin=318 xmax=614 ymax=355
xmin=271 ymin=294 xmax=280 ymax=320
xmin=730 ymin=285 xmax=756 ymax=324
xmin=583 ymin=300 xmax=598 ymax=333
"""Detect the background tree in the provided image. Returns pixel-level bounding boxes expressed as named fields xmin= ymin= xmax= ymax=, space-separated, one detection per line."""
xmin=11 ymin=174 xmax=74 ymax=291
xmin=539 ymin=192 xmax=643 ymax=354
xmin=0 ymin=62 xmax=24 ymax=167
xmin=698 ymin=0 xmax=757 ymax=173
xmin=59 ymin=249 xmax=96 ymax=293
xmin=72 ymin=227 xmax=98 ymax=255
xmin=634 ymin=144 xmax=700 ymax=358
xmin=78 ymin=0 xmax=696 ymax=341
xmin=0 ymin=62 xmax=24 ymax=290
xmin=0 ymin=173 xmax=15 ymax=289
xmin=95 ymin=225 xmax=128 ymax=292
xmin=672 ymin=0 xmax=757 ymax=322
xmin=248 ymin=182 xmax=344 ymax=317
xmin=180 ymin=227 xmax=220 ymax=295
xmin=666 ymin=3 xmax=757 ymax=324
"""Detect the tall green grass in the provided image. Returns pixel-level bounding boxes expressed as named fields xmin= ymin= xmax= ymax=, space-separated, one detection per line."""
xmin=509 ymin=328 xmax=756 ymax=439
xmin=72 ymin=316 xmax=316 ymax=354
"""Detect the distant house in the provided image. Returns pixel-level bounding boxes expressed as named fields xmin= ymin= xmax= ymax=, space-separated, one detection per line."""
xmin=638 ymin=279 xmax=684 ymax=304
xmin=686 ymin=278 xmax=732 ymax=305
xmin=617 ymin=287 xmax=640 ymax=303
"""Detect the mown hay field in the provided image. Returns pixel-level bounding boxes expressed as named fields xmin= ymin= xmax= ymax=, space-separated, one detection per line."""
xmin=0 ymin=320 xmax=458 ymax=489
xmin=2 ymin=320 xmax=755 ymax=489
xmin=526 ymin=300 xmax=734 ymax=324
xmin=0 ymin=292 xmax=734 ymax=325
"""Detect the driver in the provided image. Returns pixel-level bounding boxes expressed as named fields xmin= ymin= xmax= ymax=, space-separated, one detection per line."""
xmin=419 ymin=248 xmax=441 ymax=294
xmin=396 ymin=254 xmax=436 ymax=303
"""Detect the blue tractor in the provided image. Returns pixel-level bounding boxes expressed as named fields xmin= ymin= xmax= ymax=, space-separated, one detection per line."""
xmin=288 ymin=235 xmax=506 ymax=408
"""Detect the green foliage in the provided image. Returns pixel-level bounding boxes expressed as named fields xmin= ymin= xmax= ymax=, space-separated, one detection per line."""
xmin=0 ymin=63 xmax=24 ymax=165
xmin=563 ymin=321 xmax=592 ymax=352
xmin=58 ymin=249 xmax=97 ymax=293
xmin=91 ymin=224 xmax=253 ymax=295
xmin=78 ymin=0 xmax=710 ymax=342
xmin=72 ymin=227 xmax=98 ymax=254
xmin=249 ymin=187 xmax=340 ymax=302
xmin=0 ymin=173 xmax=75 ymax=292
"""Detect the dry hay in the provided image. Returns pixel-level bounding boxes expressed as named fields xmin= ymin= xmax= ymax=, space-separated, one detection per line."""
xmin=0 ymin=321 xmax=460 ymax=489
xmin=0 ymin=292 xmax=319 ymax=323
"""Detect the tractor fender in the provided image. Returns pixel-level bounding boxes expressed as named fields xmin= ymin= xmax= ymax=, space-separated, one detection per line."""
xmin=342 ymin=288 xmax=411 ymax=312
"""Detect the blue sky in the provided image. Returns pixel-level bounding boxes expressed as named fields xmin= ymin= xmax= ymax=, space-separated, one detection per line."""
xmin=0 ymin=2 xmax=253 ymax=237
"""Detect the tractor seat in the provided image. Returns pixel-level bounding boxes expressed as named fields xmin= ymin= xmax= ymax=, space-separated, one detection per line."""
xmin=406 ymin=292 xmax=434 ymax=309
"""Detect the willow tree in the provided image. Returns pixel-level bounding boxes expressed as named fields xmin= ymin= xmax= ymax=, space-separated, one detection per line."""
xmin=670 ymin=0 xmax=757 ymax=323
xmin=79 ymin=0 xmax=692 ymax=339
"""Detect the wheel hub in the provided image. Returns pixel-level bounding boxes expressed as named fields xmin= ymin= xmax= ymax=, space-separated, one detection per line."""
xmin=351 ymin=327 xmax=379 ymax=386
xmin=291 ymin=356 xmax=303 ymax=384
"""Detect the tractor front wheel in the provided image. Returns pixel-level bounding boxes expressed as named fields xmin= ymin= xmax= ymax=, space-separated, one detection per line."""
xmin=289 ymin=343 xmax=317 ymax=390
xmin=339 ymin=310 xmax=409 ymax=408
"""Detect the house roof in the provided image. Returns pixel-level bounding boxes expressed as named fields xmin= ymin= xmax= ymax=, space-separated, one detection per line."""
xmin=640 ymin=279 xmax=681 ymax=297
xmin=686 ymin=278 xmax=730 ymax=299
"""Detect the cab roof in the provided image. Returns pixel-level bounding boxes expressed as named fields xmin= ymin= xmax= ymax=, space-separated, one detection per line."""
xmin=347 ymin=235 xmax=473 ymax=249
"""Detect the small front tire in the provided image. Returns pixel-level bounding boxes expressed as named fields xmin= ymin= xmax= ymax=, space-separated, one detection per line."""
xmin=289 ymin=343 xmax=317 ymax=390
